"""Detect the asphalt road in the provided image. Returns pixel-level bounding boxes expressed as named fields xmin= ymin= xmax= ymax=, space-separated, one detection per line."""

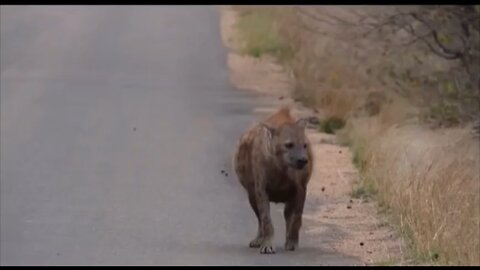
xmin=0 ymin=6 xmax=360 ymax=265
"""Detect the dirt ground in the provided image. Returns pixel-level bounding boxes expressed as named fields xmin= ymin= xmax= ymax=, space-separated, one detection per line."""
xmin=219 ymin=6 xmax=406 ymax=265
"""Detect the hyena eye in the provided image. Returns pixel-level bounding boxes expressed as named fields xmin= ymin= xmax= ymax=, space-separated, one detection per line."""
xmin=285 ymin=142 xmax=294 ymax=149
xmin=303 ymin=143 xmax=307 ymax=148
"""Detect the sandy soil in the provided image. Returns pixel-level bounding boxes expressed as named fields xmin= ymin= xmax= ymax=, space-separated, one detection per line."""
xmin=219 ymin=6 xmax=406 ymax=265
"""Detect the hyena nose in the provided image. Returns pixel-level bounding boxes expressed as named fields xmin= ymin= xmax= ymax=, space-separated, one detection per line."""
xmin=296 ymin=158 xmax=308 ymax=169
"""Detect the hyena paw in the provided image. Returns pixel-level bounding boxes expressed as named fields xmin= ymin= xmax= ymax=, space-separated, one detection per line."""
xmin=259 ymin=243 xmax=276 ymax=254
xmin=249 ymin=237 xmax=263 ymax=248
xmin=284 ymin=240 xmax=298 ymax=251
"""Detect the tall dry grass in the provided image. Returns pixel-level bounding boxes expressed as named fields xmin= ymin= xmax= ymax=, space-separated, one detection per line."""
xmin=275 ymin=8 xmax=479 ymax=264
xmin=231 ymin=6 xmax=480 ymax=264
xmin=346 ymin=115 xmax=480 ymax=265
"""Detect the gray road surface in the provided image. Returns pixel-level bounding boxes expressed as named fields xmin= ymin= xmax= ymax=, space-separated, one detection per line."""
xmin=0 ymin=6 xmax=360 ymax=265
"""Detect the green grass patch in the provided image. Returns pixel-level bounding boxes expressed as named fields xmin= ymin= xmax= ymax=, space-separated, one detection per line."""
xmin=351 ymin=176 xmax=377 ymax=199
xmin=425 ymin=102 xmax=461 ymax=127
xmin=318 ymin=117 xmax=346 ymax=134
xmin=351 ymin=142 xmax=367 ymax=171
xmin=235 ymin=7 xmax=294 ymax=62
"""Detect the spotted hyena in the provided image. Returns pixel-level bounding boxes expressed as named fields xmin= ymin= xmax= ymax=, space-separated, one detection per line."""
xmin=233 ymin=106 xmax=313 ymax=254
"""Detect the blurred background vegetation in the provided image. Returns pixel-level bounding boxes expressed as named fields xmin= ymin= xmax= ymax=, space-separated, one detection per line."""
xmin=232 ymin=5 xmax=480 ymax=265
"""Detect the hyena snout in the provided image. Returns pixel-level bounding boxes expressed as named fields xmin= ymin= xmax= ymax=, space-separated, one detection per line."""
xmin=295 ymin=157 xmax=308 ymax=170
xmin=286 ymin=148 xmax=309 ymax=170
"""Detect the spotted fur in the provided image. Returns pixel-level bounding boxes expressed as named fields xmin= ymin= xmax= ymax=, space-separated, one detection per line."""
xmin=233 ymin=106 xmax=313 ymax=254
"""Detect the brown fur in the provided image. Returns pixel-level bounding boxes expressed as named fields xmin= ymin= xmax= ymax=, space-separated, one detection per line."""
xmin=233 ymin=106 xmax=313 ymax=254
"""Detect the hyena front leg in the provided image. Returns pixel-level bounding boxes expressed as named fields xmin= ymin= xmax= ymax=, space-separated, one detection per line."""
xmin=247 ymin=192 xmax=263 ymax=248
xmin=284 ymin=187 xmax=306 ymax=251
xmin=254 ymin=180 xmax=275 ymax=254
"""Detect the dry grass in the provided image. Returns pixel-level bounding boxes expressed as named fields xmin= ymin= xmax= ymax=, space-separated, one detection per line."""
xmin=230 ymin=5 xmax=480 ymax=265
xmin=346 ymin=116 xmax=480 ymax=265
xmin=277 ymin=8 xmax=376 ymax=122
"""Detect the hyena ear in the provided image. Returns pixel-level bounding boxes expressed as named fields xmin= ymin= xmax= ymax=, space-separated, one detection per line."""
xmin=296 ymin=118 xmax=308 ymax=130
xmin=260 ymin=122 xmax=276 ymax=138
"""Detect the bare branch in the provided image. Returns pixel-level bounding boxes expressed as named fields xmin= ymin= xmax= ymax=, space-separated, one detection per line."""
xmin=294 ymin=7 xmax=340 ymax=27
xmin=282 ymin=5 xmax=479 ymax=122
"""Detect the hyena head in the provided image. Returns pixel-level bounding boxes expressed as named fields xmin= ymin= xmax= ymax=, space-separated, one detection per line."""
xmin=262 ymin=118 xmax=310 ymax=170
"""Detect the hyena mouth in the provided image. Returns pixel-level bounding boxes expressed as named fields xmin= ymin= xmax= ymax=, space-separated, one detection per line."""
xmin=294 ymin=164 xmax=306 ymax=170
xmin=294 ymin=159 xmax=308 ymax=170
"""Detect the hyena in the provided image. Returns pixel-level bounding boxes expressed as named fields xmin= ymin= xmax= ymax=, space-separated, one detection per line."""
xmin=233 ymin=106 xmax=313 ymax=254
